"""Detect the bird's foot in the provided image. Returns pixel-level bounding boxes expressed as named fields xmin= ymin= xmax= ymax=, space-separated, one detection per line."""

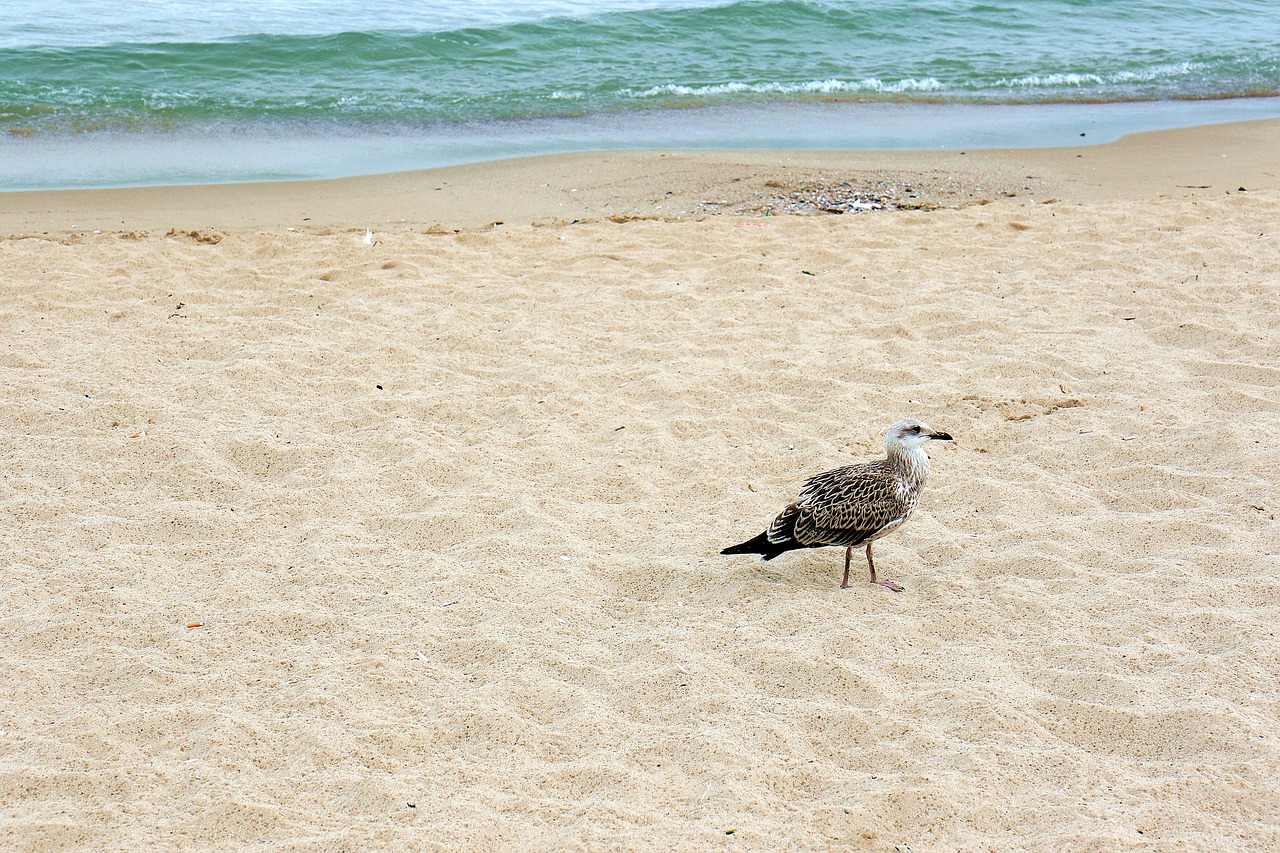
xmin=873 ymin=579 xmax=905 ymax=593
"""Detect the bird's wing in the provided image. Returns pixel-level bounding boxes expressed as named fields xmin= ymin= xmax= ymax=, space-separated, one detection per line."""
xmin=788 ymin=463 xmax=906 ymax=546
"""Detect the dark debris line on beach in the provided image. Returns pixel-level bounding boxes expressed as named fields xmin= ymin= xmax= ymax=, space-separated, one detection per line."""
xmin=764 ymin=179 xmax=929 ymax=214
xmin=695 ymin=179 xmax=926 ymax=216
xmin=687 ymin=173 xmax=1032 ymax=218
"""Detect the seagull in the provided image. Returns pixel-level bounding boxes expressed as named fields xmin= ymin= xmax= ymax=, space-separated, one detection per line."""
xmin=720 ymin=418 xmax=953 ymax=592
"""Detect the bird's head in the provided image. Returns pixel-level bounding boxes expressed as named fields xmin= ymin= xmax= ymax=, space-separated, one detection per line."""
xmin=886 ymin=418 xmax=953 ymax=452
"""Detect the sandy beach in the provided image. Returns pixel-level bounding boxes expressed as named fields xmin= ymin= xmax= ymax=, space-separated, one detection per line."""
xmin=2 ymin=119 xmax=1279 ymax=850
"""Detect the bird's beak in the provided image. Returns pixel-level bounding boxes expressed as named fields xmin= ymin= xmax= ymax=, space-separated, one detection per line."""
xmin=929 ymin=431 xmax=953 ymax=441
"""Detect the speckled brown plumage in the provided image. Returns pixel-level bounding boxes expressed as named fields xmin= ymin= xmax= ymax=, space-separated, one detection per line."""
xmin=721 ymin=418 xmax=952 ymax=592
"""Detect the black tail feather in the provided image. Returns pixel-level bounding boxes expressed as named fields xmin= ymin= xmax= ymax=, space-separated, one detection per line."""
xmin=720 ymin=531 xmax=771 ymax=556
xmin=721 ymin=530 xmax=806 ymax=561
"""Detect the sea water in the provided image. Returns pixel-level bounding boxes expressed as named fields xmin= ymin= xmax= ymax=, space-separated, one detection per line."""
xmin=1 ymin=0 xmax=1277 ymax=188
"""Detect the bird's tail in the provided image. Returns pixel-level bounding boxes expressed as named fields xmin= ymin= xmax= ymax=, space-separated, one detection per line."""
xmin=721 ymin=531 xmax=785 ymax=560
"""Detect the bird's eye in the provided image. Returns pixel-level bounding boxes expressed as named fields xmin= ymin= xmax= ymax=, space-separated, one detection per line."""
xmin=909 ymin=426 xmax=921 ymax=434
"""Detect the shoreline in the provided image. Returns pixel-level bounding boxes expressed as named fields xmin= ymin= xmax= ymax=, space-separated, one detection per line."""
xmin=1 ymin=116 xmax=1278 ymax=235
xmin=3 ymin=99 xmax=1279 ymax=194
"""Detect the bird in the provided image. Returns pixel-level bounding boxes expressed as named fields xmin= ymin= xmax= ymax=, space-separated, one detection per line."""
xmin=720 ymin=418 xmax=953 ymax=592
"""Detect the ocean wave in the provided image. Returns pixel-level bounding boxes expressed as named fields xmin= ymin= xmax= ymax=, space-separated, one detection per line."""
xmin=626 ymin=78 xmax=945 ymax=98
xmin=994 ymin=62 xmax=1210 ymax=89
xmin=1 ymin=0 xmax=1275 ymax=134
xmin=0 ymin=0 xmax=742 ymax=49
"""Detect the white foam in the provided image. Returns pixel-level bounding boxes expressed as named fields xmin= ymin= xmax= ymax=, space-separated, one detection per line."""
xmin=994 ymin=62 xmax=1208 ymax=89
xmin=626 ymin=77 xmax=945 ymax=99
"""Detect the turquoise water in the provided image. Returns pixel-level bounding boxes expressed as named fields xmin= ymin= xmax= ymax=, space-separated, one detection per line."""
xmin=1 ymin=0 xmax=1278 ymax=187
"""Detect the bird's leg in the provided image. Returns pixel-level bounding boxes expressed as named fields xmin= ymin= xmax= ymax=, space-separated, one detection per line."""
xmin=841 ymin=546 xmax=853 ymax=589
xmin=867 ymin=543 xmax=904 ymax=593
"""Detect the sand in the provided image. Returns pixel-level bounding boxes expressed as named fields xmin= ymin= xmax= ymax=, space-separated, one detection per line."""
xmin=1 ymin=119 xmax=1278 ymax=850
